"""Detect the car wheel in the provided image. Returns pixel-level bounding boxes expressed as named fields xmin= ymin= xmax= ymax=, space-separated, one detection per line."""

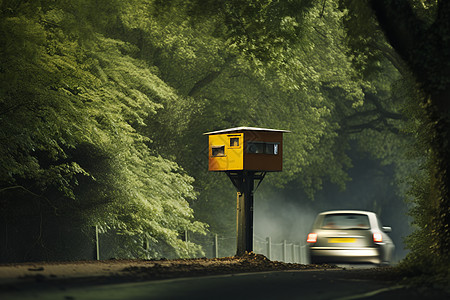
xmin=379 ymin=261 xmax=390 ymax=267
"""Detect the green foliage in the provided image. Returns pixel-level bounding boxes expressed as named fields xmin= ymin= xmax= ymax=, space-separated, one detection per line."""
xmin=399 ymin=75 xmax=450 ymax=270
xmin=0 ymin=0 xmax=206 ymax=259
xmin=155 ymin=0 xmax=316 ymax=62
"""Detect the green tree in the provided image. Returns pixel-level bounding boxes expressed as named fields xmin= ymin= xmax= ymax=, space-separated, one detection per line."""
xmin=367 ymin=0 xmax=450 ymax=265
xmin=0 ymin=0 xmax=205 ymax=260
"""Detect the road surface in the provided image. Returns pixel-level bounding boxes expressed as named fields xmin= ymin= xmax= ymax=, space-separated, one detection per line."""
xmin=1 ymin=269 xmax=447 ymax=300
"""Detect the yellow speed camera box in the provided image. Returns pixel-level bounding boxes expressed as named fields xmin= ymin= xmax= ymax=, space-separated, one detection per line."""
xmin=204 ymin=127 xmax=289 ymax=172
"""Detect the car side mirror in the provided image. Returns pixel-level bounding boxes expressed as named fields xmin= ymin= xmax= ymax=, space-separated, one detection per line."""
xmin=382 ymin=226 xmax=392 ymax=233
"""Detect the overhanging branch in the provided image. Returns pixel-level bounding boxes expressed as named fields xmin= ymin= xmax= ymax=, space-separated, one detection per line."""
xmin=0 ymin=185 xmax=46 ymax=199
xmin=187 ymin=56 xmax=234 ymax=97
xmin=369 ymin=0 xmax=426 ymax=70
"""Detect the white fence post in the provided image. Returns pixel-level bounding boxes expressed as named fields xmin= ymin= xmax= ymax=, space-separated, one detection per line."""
xmin=144 ymin=237 xmax=150 ymax=259
xmin=291 ymin=242 xmax=295 ymax=263
xmin=214 ymin=234 xmax=219 ymax=258
xmin=266 ymin=237 xmax=271 ymax=260
xmin=301 ymin=243 xmax=307 ymax=264
xmin=95 ymin=225 xmax=100 ymax=260
xmin=298 ymin=242 xmax=302 ymax=264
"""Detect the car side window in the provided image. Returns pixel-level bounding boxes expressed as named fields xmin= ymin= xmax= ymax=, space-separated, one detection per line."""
xmin=321 ymin=214 xmax=370 ymax=230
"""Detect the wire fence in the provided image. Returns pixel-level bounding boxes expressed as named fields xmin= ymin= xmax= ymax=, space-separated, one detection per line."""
xmin=0 ymin=219 xmax=309 ymax=263
xmin=179 ymin=231 xmax=308 ymax=264
xmin=253 ymin=235 xmax=308 ymax=264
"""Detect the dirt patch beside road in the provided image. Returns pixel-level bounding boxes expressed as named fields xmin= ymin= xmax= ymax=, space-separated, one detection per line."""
xmin=0 ymin=253 xmax=331 ymax=287
xmin=0 ymin=252 xmax=402 ymax=292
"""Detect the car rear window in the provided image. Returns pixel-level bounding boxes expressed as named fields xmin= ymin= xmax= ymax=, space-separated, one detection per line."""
xmin=321 ymin=214 xmax=370 ymax=230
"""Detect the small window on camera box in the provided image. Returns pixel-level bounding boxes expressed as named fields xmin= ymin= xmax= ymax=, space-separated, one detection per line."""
xmin=211 ymin=145 xmax=225 ymax=157
xmin=265 ymin=143 xmax=279 ymax=155
xmin=229 ymin=137 xmax=240 ymax=147
xmin=247 ymin=142 xmax=264 ymax=154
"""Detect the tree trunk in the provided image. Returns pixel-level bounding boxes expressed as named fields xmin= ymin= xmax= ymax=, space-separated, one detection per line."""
xmin=369 ymin=0 xmax=450 ymax=259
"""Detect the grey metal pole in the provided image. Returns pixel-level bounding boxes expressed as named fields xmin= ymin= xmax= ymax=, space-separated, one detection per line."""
xmin=236 ymin=191 xmax=244 ymax=255
xmin=236 ymin=171 xmax=255 ymax=256
xmin=227 ymin=171 xmax=265 ymax=257
xmin=283 ymin=240 xmax=287 ymax=262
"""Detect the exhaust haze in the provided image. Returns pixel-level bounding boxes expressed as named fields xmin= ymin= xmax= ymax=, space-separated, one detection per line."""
xmin=254 ymin=157 xmax=412 ymax=263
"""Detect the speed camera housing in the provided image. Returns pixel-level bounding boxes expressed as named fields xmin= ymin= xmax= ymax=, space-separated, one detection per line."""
xmin=204 ymin=127 xmax=289 ymax=172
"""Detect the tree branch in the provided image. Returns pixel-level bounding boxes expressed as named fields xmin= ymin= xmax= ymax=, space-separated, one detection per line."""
xmin=344 ymin=97 xmax=402 ymax=124
xmin=187 ymin=56 xmax=234 ymax=97
xmin=343 ymin=117 xmax=400 ymax=135
xmin=369 ymin=0 xmax=426 ymax=71
xmin=0 ymin=185 xmax=45 ymax=198
xmin=342 ymin=92 xmax=403 ymax=135
xmin=366 ymin=94 xmax=403 ymax=120
xmin=369 ymin=40 xmax=409 ymax=76
xmin=436 ymin=0 xmax=450 ymax=30
xmin=320 ymin=0 xmax=327 ymax=18
xmin=188 ymin=70 xmax=222 ymax=97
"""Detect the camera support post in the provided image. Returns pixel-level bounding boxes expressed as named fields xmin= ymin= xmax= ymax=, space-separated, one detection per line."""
xmin=226 ymin=171 xmax=266 ymax=255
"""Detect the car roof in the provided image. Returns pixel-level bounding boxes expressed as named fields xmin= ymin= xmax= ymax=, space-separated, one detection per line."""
xmin=318 ymin=210 xmax=376 ymax=216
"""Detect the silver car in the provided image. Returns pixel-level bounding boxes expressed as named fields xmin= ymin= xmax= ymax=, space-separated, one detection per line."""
xmin=307 ymin=210 xmax=395 ymax=265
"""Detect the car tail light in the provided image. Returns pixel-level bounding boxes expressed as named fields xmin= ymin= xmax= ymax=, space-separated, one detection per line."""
xmin=373 ymin=232 xmax=383 ymax=243
xmin=307 ymin=233 xmax=317 ymax=243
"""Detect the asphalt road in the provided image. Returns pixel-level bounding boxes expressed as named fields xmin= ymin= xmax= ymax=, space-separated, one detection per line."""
xmin=2 ymin=269 xmax=448 ymax=300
